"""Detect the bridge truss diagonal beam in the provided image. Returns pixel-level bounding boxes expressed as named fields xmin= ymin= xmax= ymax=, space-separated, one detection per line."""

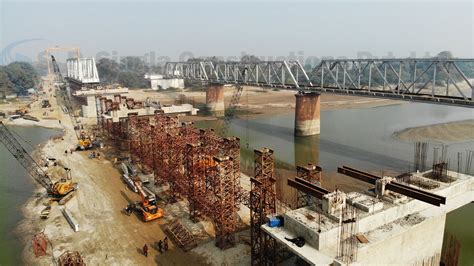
xmin=164 ymin=61 xmax=313 ymax=88
xmin=164 ymin=58 xmax=474 ymax=107
xmin=312 ymin=58 xmax=474 ymax=107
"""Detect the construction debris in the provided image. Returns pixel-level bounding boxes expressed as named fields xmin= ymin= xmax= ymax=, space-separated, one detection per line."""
xmin=165 ymin=220 xmax=197 ymax=252
xmin=32 ymin=232 xmax=49 ymax=257
xmin=62 ymin=208 xmax=79 ymax=232
xmin=57 ymin=250 xmax=85 ymax=266
xmin=40 ymin=206 xmax=51 ymax=219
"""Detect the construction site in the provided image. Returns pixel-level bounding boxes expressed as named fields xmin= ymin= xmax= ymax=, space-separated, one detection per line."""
xmin=0 ymin=45 xmax=474 ymax=266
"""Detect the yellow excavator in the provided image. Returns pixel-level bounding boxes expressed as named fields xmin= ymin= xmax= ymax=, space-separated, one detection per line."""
xmin=77 ymin=130 xmax=93 ymax=150
xmin=0 ymin=121 xmax=77 ymax=199
xmin=127 ymin=181 xmax=164 ymax=222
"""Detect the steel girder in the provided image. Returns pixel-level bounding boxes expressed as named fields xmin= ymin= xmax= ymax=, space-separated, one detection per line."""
xmin=164 ymin=58 xmax=474 ymax=107
xmin=312 ymin=58 xmax=474 ymax=107
xmin=164 ymin=61 xmax=312 ymax=88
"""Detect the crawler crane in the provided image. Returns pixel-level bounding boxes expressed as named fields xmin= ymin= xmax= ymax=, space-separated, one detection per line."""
xmin=0 ymin=121 xmax=77 ymax=199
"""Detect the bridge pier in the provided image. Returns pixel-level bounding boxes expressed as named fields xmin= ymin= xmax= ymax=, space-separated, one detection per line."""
xmin=294 ymin=91 xmax=321 ymax=136
xmin=206 ymin=83 xmax=225 ymax=116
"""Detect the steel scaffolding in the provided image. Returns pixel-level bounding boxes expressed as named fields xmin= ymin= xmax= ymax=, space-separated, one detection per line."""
xmin=98 ymin=98 xmax=242 ymax=249
xmin=250 ymin=148 xmax=276 ymax=266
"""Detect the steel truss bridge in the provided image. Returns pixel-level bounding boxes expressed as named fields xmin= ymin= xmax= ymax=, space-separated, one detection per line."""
xmin=164 ymin=59 xmax=474 ymax=107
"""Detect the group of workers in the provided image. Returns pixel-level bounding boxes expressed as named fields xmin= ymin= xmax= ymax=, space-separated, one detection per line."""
xmin=88 ymin=151 xmax=101 ymax=159
xmin=142 ymin=237 xmax=168 ymax=257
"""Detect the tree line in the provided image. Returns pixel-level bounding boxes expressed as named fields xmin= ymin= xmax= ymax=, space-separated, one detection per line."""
xmin=0 ymin=62 xmax=38 ymax=97
xmin=96 ymin=56 xmax=162 ymax=88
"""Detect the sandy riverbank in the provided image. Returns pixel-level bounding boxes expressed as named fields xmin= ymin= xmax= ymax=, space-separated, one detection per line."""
xmin=128 ymin=86 xmax=401 ymax=121
xmin=393 ymin=120 xmax=474 ymax=144
xmin=2 ymin=117 xmax=64 ymax=130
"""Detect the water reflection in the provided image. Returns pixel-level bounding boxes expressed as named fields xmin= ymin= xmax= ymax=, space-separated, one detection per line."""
xmin=294 ymin=134 xmax=320 ymax=166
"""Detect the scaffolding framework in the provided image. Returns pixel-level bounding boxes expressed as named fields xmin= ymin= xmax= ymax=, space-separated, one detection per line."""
xmin=296 ymin=164 xmax=322 ymax=208
xmin=250 ymin=148 xmax=276 ymax=266
xmin=97 ymin=97 xmax=242 ymax=249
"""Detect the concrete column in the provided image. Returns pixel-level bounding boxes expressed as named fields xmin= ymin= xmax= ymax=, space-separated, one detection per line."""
xmin=294 ymin=91 xmax=321 ymax=136
xmin=206 ymin=83 xmax=225 ymax=116
xmin=114 ymin=94 xmax=121 ymax=103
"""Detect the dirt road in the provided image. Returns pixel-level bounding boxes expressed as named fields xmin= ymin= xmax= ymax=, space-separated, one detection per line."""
xmin=17 ymin=86 xmax=210 ymax=265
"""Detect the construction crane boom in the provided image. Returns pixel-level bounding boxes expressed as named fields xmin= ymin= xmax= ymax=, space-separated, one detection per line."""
xmin=45 ymin=46 xmax=80 ymax=76
xmin=0 ymin=122 xmax=53 ymax=191
xmin=50 ymin=56 xmax=90 ymax=148
xmin=51 ymin=55 xmax=65 ymax=85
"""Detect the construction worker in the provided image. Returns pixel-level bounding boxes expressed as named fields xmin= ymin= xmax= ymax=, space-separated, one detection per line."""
xmin=143 ymin=244 xmax=148 ymax=257
xmin=163 ymin=237 xmax=168 ymax=251
xmin=157 ymin=240 xmax=163 ymax=253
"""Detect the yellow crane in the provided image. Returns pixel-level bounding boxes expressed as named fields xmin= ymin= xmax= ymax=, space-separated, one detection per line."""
xmin=132 ymin=181 xmax=164 ymax=222
xmin=0 ymin=121 xmax=77 ymax=199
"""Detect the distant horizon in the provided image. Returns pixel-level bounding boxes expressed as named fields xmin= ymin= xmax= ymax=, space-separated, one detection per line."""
xmin=0 ymin=1 xmax=472 ymax=65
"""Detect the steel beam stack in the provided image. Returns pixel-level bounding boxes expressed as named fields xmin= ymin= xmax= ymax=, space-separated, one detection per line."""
xmin=296 ymin=164 xmax=322 ymax=208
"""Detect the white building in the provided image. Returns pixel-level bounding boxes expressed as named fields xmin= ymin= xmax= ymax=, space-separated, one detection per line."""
xmin=144 ymin=74 xmax=184 ymax=90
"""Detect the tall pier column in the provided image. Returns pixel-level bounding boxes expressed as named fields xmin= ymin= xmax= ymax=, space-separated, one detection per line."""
xmin=294 ymin=91 xmax=321 ymax=136
xmin=206 ymin=83 xmax=225 ymax=116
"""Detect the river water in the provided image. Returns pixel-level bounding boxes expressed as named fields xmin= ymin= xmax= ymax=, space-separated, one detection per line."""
xmin=0 ymin=125 xmax=61 ymax=265
xmin=196 ymin=102 xmax=474 ymax=264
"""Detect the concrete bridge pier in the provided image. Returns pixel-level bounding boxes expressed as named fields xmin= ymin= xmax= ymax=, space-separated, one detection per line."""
xmin=206 ymin=83 xmax=225 ymax=116
xmin=294 ymin=91 xmax=321 ymax=136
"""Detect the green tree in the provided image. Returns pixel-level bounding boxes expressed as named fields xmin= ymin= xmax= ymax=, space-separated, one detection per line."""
xmin=120 ymin=56 xmax=148 ymax=73
xmin=117 ymin=71 xmax=147 ymax=88
xmin=0 ymin=67 xmax=14 ymax=97
xmin=97 ymin=58 xmax=120 ymax=84
xmin=4 ymin=62 xmax=37 ymax=95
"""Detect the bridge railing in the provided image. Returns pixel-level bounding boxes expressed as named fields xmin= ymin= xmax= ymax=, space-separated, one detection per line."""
xmin=164 ymin=61 xmax=312 ymax=88
xmin=312 ymin=58 xmax=474 ymax=102
xmin=163 ymin=58 xmax=474 ymax=107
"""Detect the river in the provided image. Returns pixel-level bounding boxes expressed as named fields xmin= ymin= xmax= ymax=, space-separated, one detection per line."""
xmin=196 ymin=102 xmax=474 ymax=264
xmin=0 ymin=125 xmax=62 ymax=265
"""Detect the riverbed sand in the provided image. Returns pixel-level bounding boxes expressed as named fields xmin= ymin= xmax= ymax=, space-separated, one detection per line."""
xmin=393 ymin=120 xmax=474 ymax=144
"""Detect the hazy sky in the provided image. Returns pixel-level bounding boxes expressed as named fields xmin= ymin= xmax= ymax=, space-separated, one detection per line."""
xmin=0 ymin=0 xmax=472 ymax=65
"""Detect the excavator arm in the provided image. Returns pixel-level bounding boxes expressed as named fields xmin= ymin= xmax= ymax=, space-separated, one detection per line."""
xmin=0 ymin=121 xmax=53 ymax=192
